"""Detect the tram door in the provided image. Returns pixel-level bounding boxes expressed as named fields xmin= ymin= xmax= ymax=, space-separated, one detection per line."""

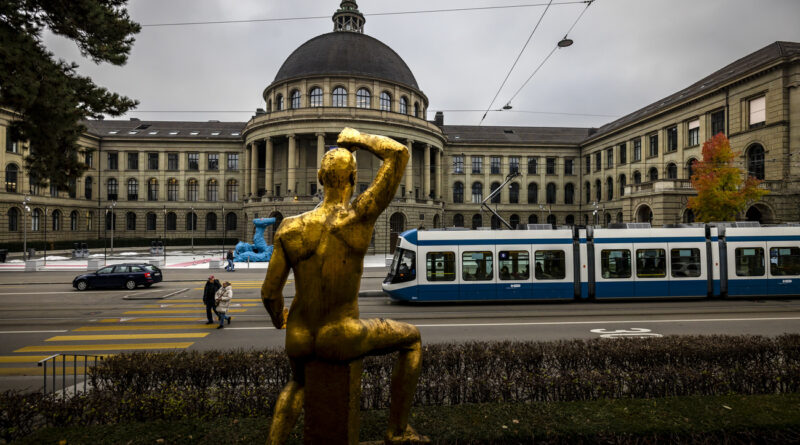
xmin=594 ymin=242 xmax=634 ymax=298
xmin=667 ymin=243 xmax=706 ymax=297
xmin=726 ymin=241 xmax=767 ymax=296
xmin=767 ymin=243 xmax=800 ymax=296
xmin=532 ymin=244 xmax=573 ymax=300
xmin=419 ymin=247 xmax=458 ymax=301
xmin=633 ymin=242 xmax=669 ymax=297
xmin=496 ymin=245 xmax=531 ymax=300
xmin=458 ymin=245 xmax=496 ymax=300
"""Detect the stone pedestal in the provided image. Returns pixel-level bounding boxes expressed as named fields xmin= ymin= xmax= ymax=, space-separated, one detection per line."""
xmin=303 ymin=359 xmax=363 ymax=445
xmin=24 ymin=259 xmax=43 ymax=272
xmin=87 ymin=259 xmax=103 ymax=270
xmin=209 ymin=260 xmax=222 ymax=269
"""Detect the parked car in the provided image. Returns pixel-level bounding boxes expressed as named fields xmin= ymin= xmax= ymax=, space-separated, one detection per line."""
xmin=73 ymin=263 xmax=163 ymax=291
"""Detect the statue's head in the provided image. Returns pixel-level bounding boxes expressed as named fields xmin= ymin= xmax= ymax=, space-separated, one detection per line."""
xmin=318 ymin=148 xmax=356 ymax=193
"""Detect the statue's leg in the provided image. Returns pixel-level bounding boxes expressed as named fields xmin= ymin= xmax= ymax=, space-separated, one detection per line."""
xmin=267 ymin=359 xmax=305 ymax=445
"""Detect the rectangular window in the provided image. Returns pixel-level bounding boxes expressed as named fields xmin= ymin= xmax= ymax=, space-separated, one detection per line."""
xmin=107 ymin=152 xmax=118 ymax=170
xmin=509 ymin=156 xmax=520 ymax=174
xmin=85 ymin=152 xmax=93 ymax=168
xmin=601 ymin=249 xmax=632 ymax=279
xmin=534 ymin=250 xmax=566 ymax=280
xmin=770 ymin=247 xmax=800 ymax=276
xmin=619 ymin=143 xmax=627 ymax=164
xmin=584 ymin=155 xmax=591 ymax=173
xmin=528 ymin=157 xmax=538 ymax=174
xmin=636 ymin=249 xmax=666 ymax=278
xmin=127 ymin=152 xmax=138 ymax=170
xmin=490 ymin=156 xmax=501 ymax=174
xmin=735 ymin=247 xmax=765 ymax=276
xmin=546 ymin=157 xmax=555 ymax=175
xmin=671 ymin=248 xmax=701 ymax=277
xmin=687 ymin=119 xmax=700 ymax=146
xmin=633 ymin=139 xmax=641 ymax=162
xmin=606 ymin=148 xmax=613 ymax=169
xmin=498 ymin=250 xmax=529 ymax=280
xmin=208 ymin=153 xmax=219 ymax=170
xmin=749 ymin=96 xmax=766 ymax=127
xmin=471 ymin=156 xmax=482 ymax=174
xmin=147 ymin=153 xmax=159 ymax=170
xmin=666 ymin=126 xmax=678 ymax=152
xmin=188 ymin=153 xmax=199 ymax=170
xmin=168 ymin=153 xmax=179 ymax=170
xmin=648 ymin=134 xmax=658 ymax=157
xmin=594 ymin=152 xmax=601 ymax=171
xmin=711 ymin=110 xmax=725 ymax=136
xmin=462 ymin=251 xmax=493 ymax=281
xmin=227 ymin=153 xmax=239 ymax=170
xmin=564 ymin=158 xmax=574 ymax=175
xmin=453 ymin=155 xmax=464 ymax=174
xmin=5 ymin=136 xmax=18 ymax=153
xmin=426 ymin=251 xmax=456 ymax=282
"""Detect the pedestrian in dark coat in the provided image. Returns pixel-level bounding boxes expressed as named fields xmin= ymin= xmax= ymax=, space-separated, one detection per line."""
xmin=203 ymin=275 xmax=222 ymax=324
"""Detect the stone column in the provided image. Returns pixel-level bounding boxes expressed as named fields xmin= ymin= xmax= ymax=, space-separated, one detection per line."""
xmin=316 ymin=133 xmax=325 ymax=186
xmin=287 ymin=134 xmax=296 ymax=196
xmin=405 ymin=140 xmax=414 ymax=201
xmin=423 ymin=144 xmax=431 ymax=201
xmin=436 ymin=148 xmax=443 ymax=200
xmin=250 ymin=143 xmax=258 ymax=197
xmin=243 ymin=144 xmax=250 ymax=198
xmin=265 ymin=137 xmax=274 ymax=197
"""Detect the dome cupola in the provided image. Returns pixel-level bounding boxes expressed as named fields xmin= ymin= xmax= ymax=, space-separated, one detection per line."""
xmin=333 ymin=0 xmax=365 ymax=33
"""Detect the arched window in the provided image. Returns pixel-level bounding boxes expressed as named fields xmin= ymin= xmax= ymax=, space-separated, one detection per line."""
xmin=617 ymin=212 xmax=624 ymax=224
xmin=225 ymin=212 xmax=237 ymax=230
xmin=546 ymin=183 xmax=556 ymax=204
xmin=147 ymin=178 xmax=158 ymax=201
xmin=527 ymin=183 xmax=538 ymax=204
xmin=85 ymin=176 xmax=93 ymax=200
xmin=127 ymin=178 xmax=138 ymax=201
xmin=594 ymin=179 xmax=601 ymax=202
xmin=5 ymin=164 xmax=18 ymax=192
xmin=290 ymin=90 xmax=301 ymax=109
xmin=606 ymin=177 xmax=614 ymax=200
xmin=168 ymin=178 xmax=178 ymax=201
xmin=380 ymin=91 xmax=392 ymax=111
xmin=68 ymin=178 xmax=76 ymax=198
xmin=471 ymin=182 xmax=483 ymax=203
xmin=51 ymin=210 xmax=61 ymax=231
xmin=267 ymin=98 xmax=272 ymax=112
xmin=227 ymin=179 xmax=238 ymax=202
xmin=453 ymin=213 xmax=464 ymax=227
xmin=529 ymin=214 xmax=538 ymax=224
xmin=686 ymin=159 xmax=697 ymax=180
xmin=584 ymin=181 xmax=591 ymax=203
xmin=399 ymin=97 xmax=408 ymax=115
xmin=633 ymin=171 xmax=642 ymax=184
xmin=684 ymin=209 xmax=695 ymax=223
xmin=107 ymin=178 xmax=118 ymax=200
xmin=146 ymin=212 xmax=157 ymax=231
xmin=332 ymin=87 xmax=347 ymax=107
xmin=70 ymin=210 xmax=78 ymax=231
xmin=509 ymin=183 xmax=520 ymax=204
xmin=186 ymin=211 xmax=197 ymax=231
xmin=275 ymin=94 xmax=284 ymax=111
xmin=619 ymin=174 xmax=626 ymax=197
xmin=564 ymin=183 xmax=574 ymax=205
xmin=566 ymin=214 xmax=575 ymax=225
xmin=452 ymin=181 xmax=464 ymax=203
xmin=605 ymin=213 xmax=612 ymax=226
xmin=510 ymin=214 xmax=520 ymax=229
xmin=309 ymin=87 xmax=323 ymax=107
xmin=649 ymin=167 xmax=659 ymax=182
xmin=166 ymin=212 xmax=177 ymax=230
xmin=32 ymin=208 xmax=41 ymax=231
xmin=207 ymin=179 xmax=218 ymax=202
xmin=547 ymin=214 xmax=556 ymax=226
xmin=206 ymin=212 xmax=217 ymax=231
xmin=187 ymin=179 xmax=198 ymax=201
xmin=414 ymin=102 xmax=420 ymax=118
xmin=105 ymin=212 xmax=115 ymax=231
xmin=86 ymin=211 xmax=93 ymax=231
xmin=126 ymin=211 xmax=136 ymax=231
xmin=491 ymin=214 xmax=502 ymax=230
xmin=747 ymin=144 xmax=765 ymax=180
xmin=356 ymin=88 xmax=371 ymax=108
xmin=666 ymin=163 xmax=678 ymax=179
xmin=471 ymin=214 xmax=482 ymax=229
xmin=8 ymin=208 xmax=19 ymax=232
xmin=490 ymin=182 xmax=501 ymax=204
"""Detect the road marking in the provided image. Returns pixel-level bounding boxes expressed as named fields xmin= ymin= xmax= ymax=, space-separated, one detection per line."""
xmin=0 ymin=330 xmax=68 ymax=334
xmin=15 ymin=342 xmax=195 ymax=352
xmin=122 ymin=288 xmax=189 ymax=300
xmin=123 ymin=309 xmax=248 ymax=314
xmin=75 ymin=324 xmax=218 ymax=331
xmin=45 ymin=333 xmax=209 ymax=341
xmin=0 ymin=292 xmax=77 ymax=295
xmin=0 ymin=355 xmax=59 ymax=363
xmin=167 ymin=298 xmax=262 ymax=303
xmin=226 ymin=326 xmax=276 ymax=330
xmin=100 ymin=317 xmax=206 ymax=323
xmin=139 ymin=303 xmax=259 ymax=308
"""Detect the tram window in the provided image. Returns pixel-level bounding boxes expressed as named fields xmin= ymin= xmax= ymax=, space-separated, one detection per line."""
xmin=498 ymin=250 xmax=530 ymax=280
xmin=670 ymin=248 xmax=701 ymax=277
xmin=426 ymin=251 xmax=456 ymax=281
xmin=601 ymin=249 xmax=631 ymax=278
xmin=769 ymin=247 xmax=800 ymax=276
xmin=462 ymin=251 xmax=493 ymax=281
xmin=534 ymin=250 xmax=566 ymax=280
xmin=386 ymin=248 xmax=416 ymax=283
xmin=735 ymin=247 xmax=765 ymax=277
xmin=636 ymin=249 xmax=666 ymax=278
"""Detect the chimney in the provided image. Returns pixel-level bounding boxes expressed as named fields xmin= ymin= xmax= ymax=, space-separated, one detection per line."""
xmin=588 ymin=127 xmax=597 ymax=136
xmin=434 ymin=111 xmax=444 ymax=127
xmin=255 ymin=108 xmax=266 ymax=116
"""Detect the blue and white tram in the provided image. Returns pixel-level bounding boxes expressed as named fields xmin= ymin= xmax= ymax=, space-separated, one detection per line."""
xmin=382 ymin=224 xmax=800 ymax=302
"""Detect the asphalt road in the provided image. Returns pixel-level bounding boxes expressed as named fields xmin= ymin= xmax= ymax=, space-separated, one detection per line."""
xmin=1 ymin=269 xmax=799 ymax=392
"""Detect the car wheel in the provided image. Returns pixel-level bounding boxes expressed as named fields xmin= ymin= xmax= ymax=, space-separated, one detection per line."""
xmin=76 ymin=280 xmax=88 ymax=291
xmin=125 ymin=280 xmax=136 ymax=290
xmin=144 ymin=283 xmax=152 ymax=288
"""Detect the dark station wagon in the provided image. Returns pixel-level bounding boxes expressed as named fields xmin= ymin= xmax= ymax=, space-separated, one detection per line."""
xmin=73 ymin=263 xmax=163 ymax=291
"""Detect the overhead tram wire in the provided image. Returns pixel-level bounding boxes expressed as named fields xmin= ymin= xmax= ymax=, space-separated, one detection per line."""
xmin=478 ymin=0 xmax=555 ymax=127
xmin=123 ymin=108 xmax=619 ymax=119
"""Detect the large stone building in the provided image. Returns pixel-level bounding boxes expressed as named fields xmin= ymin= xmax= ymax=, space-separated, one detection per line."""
xmin=2 ymin=1 xmax=799 ymax=254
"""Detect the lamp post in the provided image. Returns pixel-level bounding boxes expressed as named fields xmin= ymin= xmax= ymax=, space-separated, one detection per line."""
xmin=221 ymin=206 xmax=225 ymax=262
xmin=109 ymin=201 xmax=117 ymax=254
xmin=162 ymin=206 xmax=167 ymax=263
xmin=591 ymin=201 xmax=605 ymax=227
xmin=190 ymin=206 xmax=194 ymax=255
xmin=43 ymin=206 xmax=47 ymax=266
xmin=538 ymin=204 xmax=552 ymax=226
xmin=22 ymin=195 xmax=31 ymax=260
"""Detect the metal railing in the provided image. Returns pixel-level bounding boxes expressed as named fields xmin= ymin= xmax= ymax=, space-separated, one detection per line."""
xmin=38 ymin=353 xmax=105 ymax=395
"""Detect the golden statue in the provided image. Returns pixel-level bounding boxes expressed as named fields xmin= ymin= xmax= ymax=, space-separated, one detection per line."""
xmin=262 ymin=128 xmax=429 ymax=444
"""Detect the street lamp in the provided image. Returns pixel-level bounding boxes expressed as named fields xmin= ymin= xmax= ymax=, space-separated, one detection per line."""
xmin=162 ymin=206 xmax=167 ymax=263
xmin=43 ymin=206 xmax=47 ymax=266
xmin=109 ymin=201 xmax=117 ymax=254
xmin=22 ymin=196 xmax=31 ymax=260
xmin=538 ymin=204 xmax=552 ymax=225
xmin=190 ymin=206 xmax=194 ymax=255
xmin=591 ymin=201 xmax=605 ymax=227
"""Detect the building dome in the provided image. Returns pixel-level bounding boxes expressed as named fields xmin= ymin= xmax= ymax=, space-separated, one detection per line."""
xmin=272 ymin=32 xmax=419 ymax=90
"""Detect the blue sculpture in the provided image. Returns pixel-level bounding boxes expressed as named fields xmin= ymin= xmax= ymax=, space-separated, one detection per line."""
xmin=233 ymin=217 xmax=276 ymax=262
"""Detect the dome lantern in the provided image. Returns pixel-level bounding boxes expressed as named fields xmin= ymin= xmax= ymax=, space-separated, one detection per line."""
xmin=333 ymin=0 xmax=365 ymax=33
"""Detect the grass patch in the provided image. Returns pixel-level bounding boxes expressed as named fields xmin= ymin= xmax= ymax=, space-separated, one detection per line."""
xmin=15 ymin=393 xmax=800 ymax=444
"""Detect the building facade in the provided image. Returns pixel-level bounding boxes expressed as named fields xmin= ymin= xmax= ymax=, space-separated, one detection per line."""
xmin=2 ymin=1 xmax=799 ymax=253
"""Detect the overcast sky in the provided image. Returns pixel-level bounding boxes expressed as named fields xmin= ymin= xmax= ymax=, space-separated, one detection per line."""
xmin=44 ymin=0 xmax=800 ymax=129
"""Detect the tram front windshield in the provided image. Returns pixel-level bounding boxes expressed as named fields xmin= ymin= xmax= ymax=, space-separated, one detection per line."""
xmin=385 ymin=248 xmax=416 ymax=284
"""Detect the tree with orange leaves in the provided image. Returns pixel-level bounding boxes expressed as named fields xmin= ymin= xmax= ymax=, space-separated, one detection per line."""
xmin=687 ymin=133 xmax=768 ymax=222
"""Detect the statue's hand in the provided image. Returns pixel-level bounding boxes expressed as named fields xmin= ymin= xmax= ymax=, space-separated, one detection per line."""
xmin=279 ymin=307 xmax=289 ymax=329
xmin=336 ymin=127 xmax=361 ymax=151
